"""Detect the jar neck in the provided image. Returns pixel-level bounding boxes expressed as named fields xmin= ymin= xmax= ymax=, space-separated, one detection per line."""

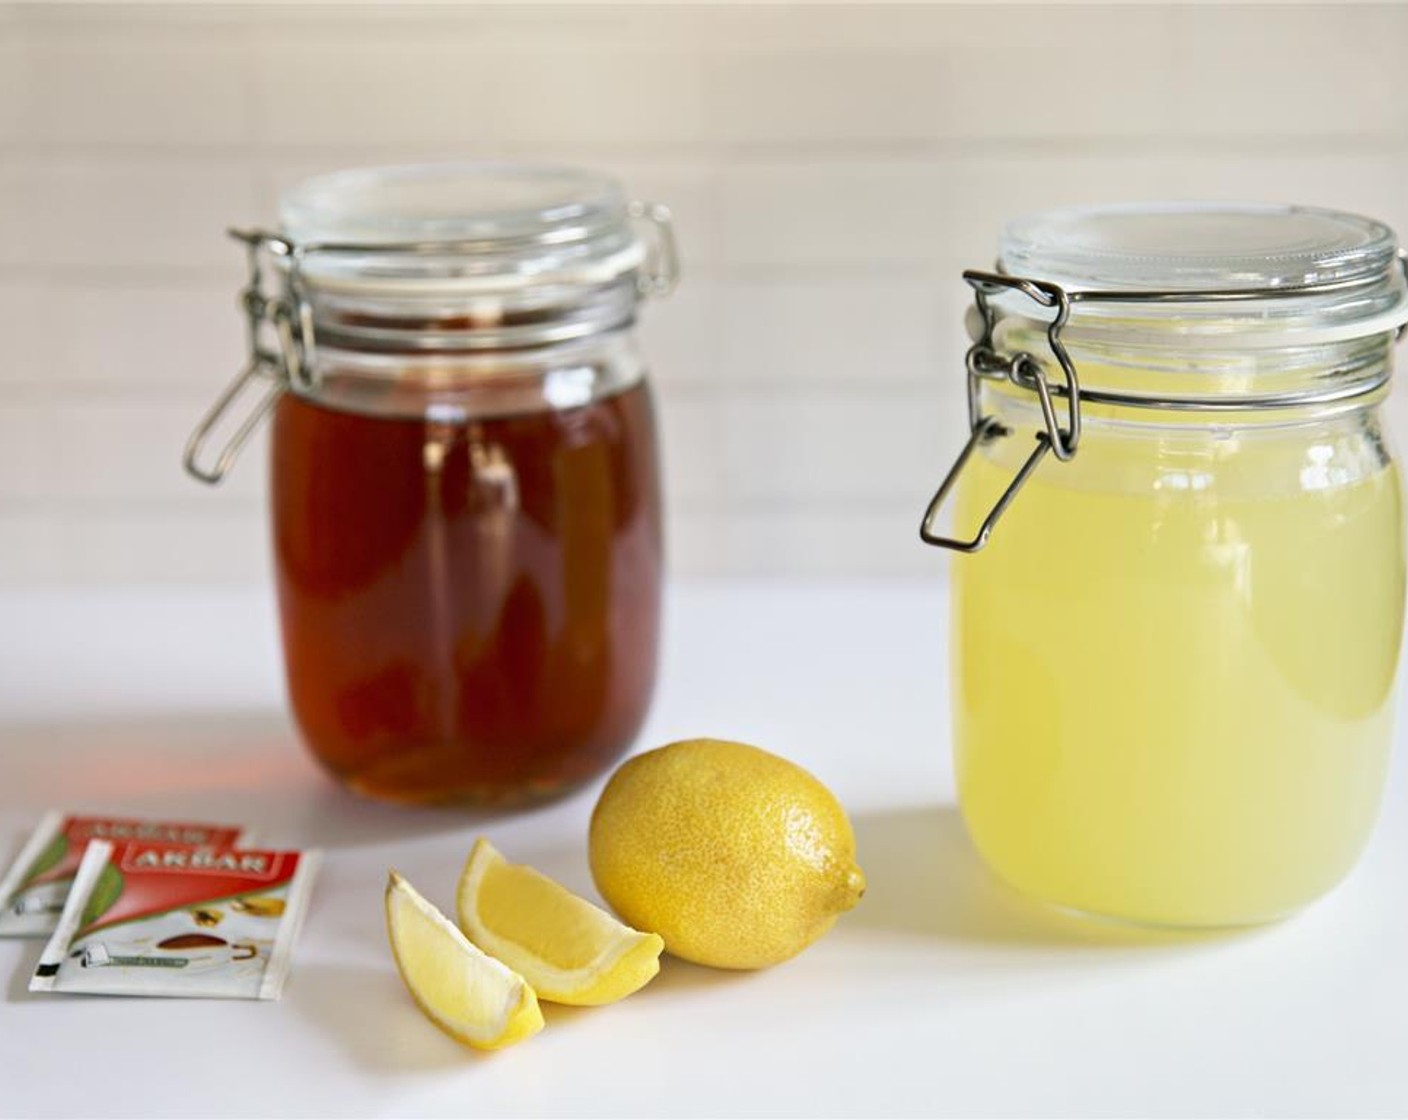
xmin=294 ymin=326 xmax=648 ymax=421
xmin=275 ymin=267 xmax=650 ymax=420
xmin=288 ymin=271 xmax=642 ymax=355
xmin=987 ymin=319 xmax=1397 ymax=430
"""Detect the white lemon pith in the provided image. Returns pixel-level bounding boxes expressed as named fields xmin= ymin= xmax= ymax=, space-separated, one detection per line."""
xmin=588 ymin=738 xmax=866 ymax=970
xmin=385 ymin=870 xmax=543 ymax=1050
xmin=456 ymin=838 xmax=664 ymax=1006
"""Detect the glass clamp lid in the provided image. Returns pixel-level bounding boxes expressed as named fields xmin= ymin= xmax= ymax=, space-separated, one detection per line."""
xmin=184 ymin=162 xmax=679 ymax=485
xmin=274 ymin=162 xmax=678 ymax=302
xmin=921 ymin=201 xmax=1408 ymax=554
xmin=1000 ymin=201 xmax=1404 ymax=297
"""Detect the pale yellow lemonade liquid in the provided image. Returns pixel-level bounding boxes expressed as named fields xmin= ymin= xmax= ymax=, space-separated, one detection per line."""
xmin=953 ymin=394 xmax=1405 ymax=926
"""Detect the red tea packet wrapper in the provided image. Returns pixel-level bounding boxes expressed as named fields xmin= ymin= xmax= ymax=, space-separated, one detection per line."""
xmin=0 ymin=812 xmax=249 ymax=938
xmin=31 ymin=839 xmax=318 ymax=1000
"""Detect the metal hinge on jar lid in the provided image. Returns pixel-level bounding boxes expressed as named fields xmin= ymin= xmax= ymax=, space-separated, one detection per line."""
xmin=920 ymin=251 xmax=1408 ymax=554
xmin=184 ymin=203 xmax=679 ymax=486
xmin=181 ymin=231 xmax=297 ymax=485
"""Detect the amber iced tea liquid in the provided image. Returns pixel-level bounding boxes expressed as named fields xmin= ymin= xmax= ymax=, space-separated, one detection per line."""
xmin=270 ymin=382 xmax=663 ymax=804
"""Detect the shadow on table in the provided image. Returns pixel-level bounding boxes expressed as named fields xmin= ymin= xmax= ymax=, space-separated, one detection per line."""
xmin=5 ymin=942 xmax=44 ymax=1004
xmin=641 ymin=954 xmax=761 ymax=998
xmin=0 ymin=712 xmax=540 ymax=851
xmin=294 ymin=959 xmax=679 ymax=1071
xmin=291 ymin=961 xmax=484 ymax=1073
xmin=849 ymin=804 xmax=1247 ymax=951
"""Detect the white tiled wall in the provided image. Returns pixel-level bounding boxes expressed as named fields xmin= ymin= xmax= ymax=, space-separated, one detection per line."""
xmin=3 ymin=2 xmax=1408 ymax=585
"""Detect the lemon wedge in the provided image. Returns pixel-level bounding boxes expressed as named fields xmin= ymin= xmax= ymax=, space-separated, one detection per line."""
xmin=385 ymin=870 xmax=544 ymax=1050
xmin=456 ymin=838 xmax=664 ymax=1006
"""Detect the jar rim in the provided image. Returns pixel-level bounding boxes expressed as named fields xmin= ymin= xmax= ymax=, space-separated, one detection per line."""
xmin=274 ymin=161 xmax=651 ymax=299
xmin=984 ymin=202 xmax=1408 ymax=351
xmin=281 ymin=161 xmax=625 ymax=249
xmin=1001 ymin=201 xmax=1398 ymax=293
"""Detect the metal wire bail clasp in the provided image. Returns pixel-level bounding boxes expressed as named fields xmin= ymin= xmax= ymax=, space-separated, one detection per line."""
xmin=919 ymin=271 xmax=1082 ymax=553
xmin=183 ymin=230 xmax=306 ymax=485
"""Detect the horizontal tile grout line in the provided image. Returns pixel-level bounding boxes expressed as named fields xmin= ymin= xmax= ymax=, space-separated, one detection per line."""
xmin=0 ymin=262 xmax=959 ymax=285
xmin=0 ymin=500 xmax=266 ymax=516
xmin=710 ymin=506 xmax=954 ymax=526
xmin=0 ymin=497 xmax=935 ymax=517
xmin=0 ymin=380 xmax=952 ymax=401
xmin=715 ymin=264 xmax=948 ymax=282
xmin=0 ymin=490 xmax=938 ymax=513
xmin=0 ymin=385 xmax=254 ymax=402
xmin=0 ymin=265 xmax=242 ymax=285
xmin=0 ymin=262 xmax=946 ymax=278
xmin=6 ymin=134 xmax=1408 ymax=164
xmin=0 ymin=263 xmax=950 ymax=281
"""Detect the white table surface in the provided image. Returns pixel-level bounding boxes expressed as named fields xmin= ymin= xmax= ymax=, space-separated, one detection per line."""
xmin=1 ymin=579 xmax=1406 ymax=1119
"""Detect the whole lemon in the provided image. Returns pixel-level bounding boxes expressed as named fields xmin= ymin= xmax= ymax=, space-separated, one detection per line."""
xmin=588 ymin=738 xmax=865 ymax=970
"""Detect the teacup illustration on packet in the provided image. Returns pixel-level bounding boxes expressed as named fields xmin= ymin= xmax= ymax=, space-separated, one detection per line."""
xmin=71 ymin=894 xmax=285 ymax=976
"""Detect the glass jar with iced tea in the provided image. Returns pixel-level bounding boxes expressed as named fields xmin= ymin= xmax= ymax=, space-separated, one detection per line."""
xmin=186 ymin=163 xmax=678 ymax=805
xmin=922 ymin=203 xmax=1408 ymax=926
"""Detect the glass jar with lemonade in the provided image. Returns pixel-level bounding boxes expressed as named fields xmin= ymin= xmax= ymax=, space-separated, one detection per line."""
xmin=922 ymin=203 xmax=1408 ymax=927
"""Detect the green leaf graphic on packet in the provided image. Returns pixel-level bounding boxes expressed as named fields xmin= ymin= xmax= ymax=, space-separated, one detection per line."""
xmin=0 ymin=813 xmax=249 ymax=938
xmin=31 ymin=839 xmax=319 ymax=1001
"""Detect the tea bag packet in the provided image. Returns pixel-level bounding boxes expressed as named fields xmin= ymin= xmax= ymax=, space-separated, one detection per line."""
xmin=32 ymin=839 xmax=319 ymax=1000
xmin=0 ymin=813 xmax=248 ymax=938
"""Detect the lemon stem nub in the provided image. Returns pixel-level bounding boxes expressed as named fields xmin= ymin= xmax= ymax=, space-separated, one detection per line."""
xmin=840 ymin=867 xmax=867 ymax=910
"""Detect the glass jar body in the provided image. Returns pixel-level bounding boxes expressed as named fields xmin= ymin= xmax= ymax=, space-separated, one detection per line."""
xmin=951 ymin=389 xmax=1404 ymax=926
xmin=269 ymin=332 xmax=663 ymax=805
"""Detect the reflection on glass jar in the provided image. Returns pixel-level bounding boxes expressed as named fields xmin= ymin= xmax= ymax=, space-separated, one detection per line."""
xmin=188 ymin=164 xmax=678 ymax=805
xmin=923 ymin=203 xmax=1408 ymax=926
